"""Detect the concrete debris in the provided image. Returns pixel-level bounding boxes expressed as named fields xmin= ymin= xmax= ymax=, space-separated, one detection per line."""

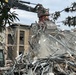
xmin=4 ymin=52 xmax=76 ymax=75
xmin=1 ymin=24 xmax=76 ymax=75
xmin=4 ymin=32 xmax=76 ymax=75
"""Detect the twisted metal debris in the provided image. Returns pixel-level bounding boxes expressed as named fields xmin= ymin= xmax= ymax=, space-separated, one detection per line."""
xmin=4 ymin=52 xmax=76 ymax=75
xmin=3 ymin=31 xmax=76 ymax=75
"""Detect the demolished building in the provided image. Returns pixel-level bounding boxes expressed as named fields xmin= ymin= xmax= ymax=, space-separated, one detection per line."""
xmin=0 ymin=23 xmax=31 ymax=67
xmin=0 ymin=23 xmax=76 ymax=65
xmin=0 ymin=23 xmax=76 ymax=75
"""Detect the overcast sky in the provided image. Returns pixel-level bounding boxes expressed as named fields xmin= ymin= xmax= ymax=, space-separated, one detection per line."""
xmin=11 ymin=0 xmax=76 ymax=30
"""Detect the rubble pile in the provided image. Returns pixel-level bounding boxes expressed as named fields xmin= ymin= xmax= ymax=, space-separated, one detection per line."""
xmin=4 ymin=32 xmax=76 ymax=75
xmin=4 ymin=52 xmax=76 ymax=75
xmin=31 ymin=53 xmax=76 ymax=75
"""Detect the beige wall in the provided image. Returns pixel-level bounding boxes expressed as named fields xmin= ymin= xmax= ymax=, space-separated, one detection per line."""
xmin=5 ymin=25 xmax=30 ymax=61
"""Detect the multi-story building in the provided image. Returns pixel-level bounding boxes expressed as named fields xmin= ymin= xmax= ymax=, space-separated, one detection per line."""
xmin=5 ymin=23 xmax=30 ymax=63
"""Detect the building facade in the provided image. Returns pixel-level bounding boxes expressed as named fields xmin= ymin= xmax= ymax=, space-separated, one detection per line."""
xmin=5 ymin=23 xmax=30 ymax=62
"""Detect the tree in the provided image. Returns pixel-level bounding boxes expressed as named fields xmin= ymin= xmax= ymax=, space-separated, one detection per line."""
xmin=0 ymin=0 xmax=19 ymax=32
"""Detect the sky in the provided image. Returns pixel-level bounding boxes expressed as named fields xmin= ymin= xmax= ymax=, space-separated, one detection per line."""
xmin=11 ymin=0 xmax=76 ymax=30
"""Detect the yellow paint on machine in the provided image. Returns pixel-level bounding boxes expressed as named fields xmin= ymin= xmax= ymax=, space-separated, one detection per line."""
xmin=5 ymin=0 xmax=8 ymax=3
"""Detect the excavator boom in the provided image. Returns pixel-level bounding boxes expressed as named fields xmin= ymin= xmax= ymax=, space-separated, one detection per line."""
xmin=5 ymin=0 xmax=37 ymax=13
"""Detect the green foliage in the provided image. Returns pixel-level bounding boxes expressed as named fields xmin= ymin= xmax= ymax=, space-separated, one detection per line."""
xmin=0 ymin=0 xmax=19 ymax=32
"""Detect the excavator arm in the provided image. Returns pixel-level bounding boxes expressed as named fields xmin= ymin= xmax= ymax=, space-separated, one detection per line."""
xmin=5 ymin=0 xmax=38 ymax=13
